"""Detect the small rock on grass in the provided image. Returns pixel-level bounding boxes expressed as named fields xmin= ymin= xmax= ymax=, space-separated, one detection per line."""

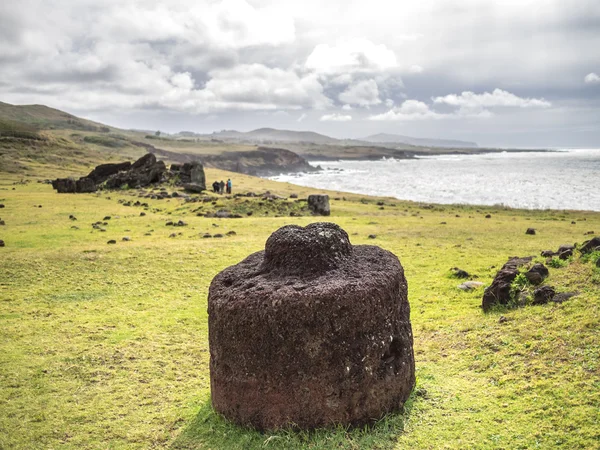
xmin=368 ymin=234 xmax=377 ymax=239
xmin=526 ymin=228 xmax=536 ymax=235
xmin=552 ymin=292 xmax=578 ymax=303
xmin=0 ymin=220 xmax=4 ymax=226
xmin=203 ymin=234 xmax=212 ymax=238
xmin=0 ymin=240 xmax=5 ymax=247
xmin=213 ymin=234 xmax=224 ymax=238
xmin=107 ymin=240 xmax=116 ymax=245
xmin=140 ymin=212 xmax=146 ymax=216
xmin=452 ymin=267 xmax=470 ymax=278
xmin=0 ymin=204 xmax=4 ymax=208
xmin=532 ymin=286 xmax=556 ymax=305
xmin=122 ymin=237 xmax=131 ymax=241
xmin=458 ymin=281 xmax=484 ymax=291
xmin=226 ymin=231 xmax=237 ymax=236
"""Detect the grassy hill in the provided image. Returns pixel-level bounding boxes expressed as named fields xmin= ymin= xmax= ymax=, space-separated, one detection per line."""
xmin=0 ymin=168 xmax=598 ymax=449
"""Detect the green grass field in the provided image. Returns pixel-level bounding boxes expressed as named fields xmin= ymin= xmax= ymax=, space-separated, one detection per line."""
xmin=1 ymin=169 xmax=599 ymax=449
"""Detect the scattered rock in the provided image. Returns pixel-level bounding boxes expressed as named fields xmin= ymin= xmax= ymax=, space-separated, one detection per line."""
xmin=0 ymin=220 xmax=4 ymax=226
xmin=482 ymin=256 xmax=533 ymax=311
xmin=541 ymin=250 xmax=555 ymax=257
xmin=165 ymin=221 xmax=174 ymax=226
xmin=584 ymin=231 xmax=595 ymax=235
xmin=580 ymin=237 xmax=600 ymax=255
xmin=368 ymin=234 xmax=377 ymax=239
xmin=552 ymin=292 xmax=578 ymax=303
xmin=571 ymin=221 xmax=576 ymax=224
xmin=0 ymin=204 xmax=4 ymax=208
xmin=532 ymin=286 xmax=556 ymax=305
xmin=169 ymin=233 xmax=177 ymax=238
xmin=103 ymin=216 xmax=111 ymax=220
xmin=208 ymin=222 xmax=414 ymax=430
xmin=524 ymin=263 xmax=549 ymax=285
xmin=307 ymin=194 xmax=330 ymax=216
xmin=69 ymin=215 xmax=77 ymax=221
xmin=485 ymin=214 xmax=491 ymax=219
xmin=226 ymin=231 xmax=237 ymax=236
xmin=140 ymin=212 xmax=146 ymax=216
xmin=498 ymin=315 xmax=508 ymax=323
xmin=525 ymin=228 xmax=536 ymax=235
xmin=452 ymin=268 xmax=470 ymax=279
xmin=0 ymin=240 xmax=4 ymax=247
xmin=290 ymin=193 xmax=298 ymax=199
xmin=203 ymin=234 xmax=212 ymax=238
xmin=213 ymin=233 xmax=224 ymax=238
xmin=122 ymin=237 xmax=131 ymax=242
xmin=107 ymin=240 xmax=116 ymax=245
xmin=558 ymin=249 xmax=573 ymax=260
xmin=458 ymin=281 xmax=485 ymax=291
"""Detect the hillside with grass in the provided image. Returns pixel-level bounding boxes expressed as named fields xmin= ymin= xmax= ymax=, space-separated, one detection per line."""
xmin=0 ymin=165 xmax=598 ymax=449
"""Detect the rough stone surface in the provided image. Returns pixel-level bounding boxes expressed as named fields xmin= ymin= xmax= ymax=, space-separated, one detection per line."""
xmin=86 ymin=162 xmax=131 ymax=183
xmin=525 ymin=263 xmax=549 ymax=285
xmin=482 ymin=256 xmax=533 ymax=311
xmin=307 ymin=194 xmax=331 ymax=216
xmin=532 ymin=286 xmax=556 ymax=305
xmin=52 ymin=177 xmax=97 ymax=193
xmin=104 ymin=153 xmax=166 ymax=189
xmin=580 ymin=237 xmax=600 ymax=255
xmin=208 ymin=222 xmax=415 ymax=430
xmin=525 ymin=228 xmax=536 ymax=235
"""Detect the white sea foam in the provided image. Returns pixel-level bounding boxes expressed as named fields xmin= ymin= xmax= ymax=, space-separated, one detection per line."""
xmin=270 ymin=149 xmax=600 ymax=211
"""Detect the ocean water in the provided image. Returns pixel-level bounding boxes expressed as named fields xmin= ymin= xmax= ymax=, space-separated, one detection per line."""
xmin=271 ymin=149 xmax=600 ymax=211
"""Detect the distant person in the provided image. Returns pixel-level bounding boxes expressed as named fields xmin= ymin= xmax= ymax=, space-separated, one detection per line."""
xmin=226 ymin=178 xmax=232 ymax=194
xmin=212 ymin=181 xmax=219 ymax=193
xmin=219 ymin=180 xmax=225 ymax=194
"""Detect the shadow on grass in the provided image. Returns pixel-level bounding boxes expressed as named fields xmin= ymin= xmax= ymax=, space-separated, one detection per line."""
xmin=171 ymin=391 xmax=417 ymax=450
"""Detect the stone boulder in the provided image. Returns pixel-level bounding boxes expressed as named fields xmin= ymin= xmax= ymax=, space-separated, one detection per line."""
xmin=482 ymin=256 xmax=533 ymax=311
xmin=208 ymin=222 xmax=415 ymax=430
xmin=580 ymin=237 xmax=600 ymax=255
xmin=51 ymin=177 xmax=97 ymax=193
xmin=104 ymin=153 xmax=166 ymax=189
xmin=524 ymin=263 xmax=549 ymax=285
xmin=86 ymin=161 xmax=131 ymax=184
xmin=532 ymin=286 xmax=556 ymax=305
xmin=307 ymin=194 xmax=330 ymax=216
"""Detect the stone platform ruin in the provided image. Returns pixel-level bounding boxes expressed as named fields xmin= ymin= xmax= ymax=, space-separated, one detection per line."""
xmin=208 ymin=222 xmax=415 ymax=430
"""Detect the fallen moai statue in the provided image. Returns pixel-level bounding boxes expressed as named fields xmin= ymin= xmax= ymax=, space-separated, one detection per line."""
xmin=208 ymin=222 xmax=415 ymax=430
xmin=52 ymin=154 xmax=205 ymax=193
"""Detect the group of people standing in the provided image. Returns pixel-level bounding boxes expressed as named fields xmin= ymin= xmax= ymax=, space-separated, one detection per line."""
xmin=212 ymin=179 xmax=232 ymax=194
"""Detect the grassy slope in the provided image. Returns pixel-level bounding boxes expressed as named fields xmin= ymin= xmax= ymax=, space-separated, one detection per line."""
xmin=0 ymin=169 xmax=598 ymax=449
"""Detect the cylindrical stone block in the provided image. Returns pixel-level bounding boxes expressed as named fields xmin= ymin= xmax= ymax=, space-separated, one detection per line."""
xmin=208 ymin=222 xmax=415 ymax=430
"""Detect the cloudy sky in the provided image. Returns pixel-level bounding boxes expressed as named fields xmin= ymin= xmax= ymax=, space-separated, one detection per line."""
xmin=1 ymin=0 xmax=600 ymax=147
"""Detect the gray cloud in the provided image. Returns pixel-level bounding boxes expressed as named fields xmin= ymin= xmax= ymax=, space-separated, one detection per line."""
xmin=0 ymin=0 xmax=599 ymax=146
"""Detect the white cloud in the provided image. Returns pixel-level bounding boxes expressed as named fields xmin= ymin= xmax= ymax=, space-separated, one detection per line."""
xmin=369 ymin=100 xmax=442 ymax=121
xmin=409 ymin=65 xmax=424 ymax=74
xmin=433 ymin=88 xmax=551 ymax=109
xmin=584 ymin=73 xmax=600 ymax=84
xmin=305 ymin=38 xmax=397 ymax=74
xmin=297 ymin=112 xmax=307 ymax=122
xmin=341 ymin=104 xmax=353 ymax=110
xmin=320 ymin=113 xmax=352 ymax=122
xmin=385 ymin=98 xmax=394 ymax=107
xmin=338 ymin=79 xmax=381 ymax=106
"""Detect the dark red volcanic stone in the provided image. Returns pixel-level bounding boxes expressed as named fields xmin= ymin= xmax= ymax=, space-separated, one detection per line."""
xmin=208 ymin=222 xmax=415 ymax=430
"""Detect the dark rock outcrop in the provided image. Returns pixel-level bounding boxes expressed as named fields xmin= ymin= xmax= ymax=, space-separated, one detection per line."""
xmin=0 ymin=240 xmax=4 ymax=247
xmin=104 ymin=153 xmax=166 ymax=189
xmin=526 ymin=228 xmax=536 ymax=235
xmin=580 ymin=237 xmax=600 ymax=255
xmin=86 ymin=162 xmax=131 ymax=184
xmin=307 ymin=194 xmax=330 ymax=216
xmin=52 ymin=177 xmax=96 ymax=193
xmin=525 ymin=263 xmax=549 ymax=285
xmin=208 ymin=222 xmax=415 ymax=430
xmin=482 ymin=256 xmax=533 ymax=311
xmin=532 ymin=286 xmax=556 ymax=305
